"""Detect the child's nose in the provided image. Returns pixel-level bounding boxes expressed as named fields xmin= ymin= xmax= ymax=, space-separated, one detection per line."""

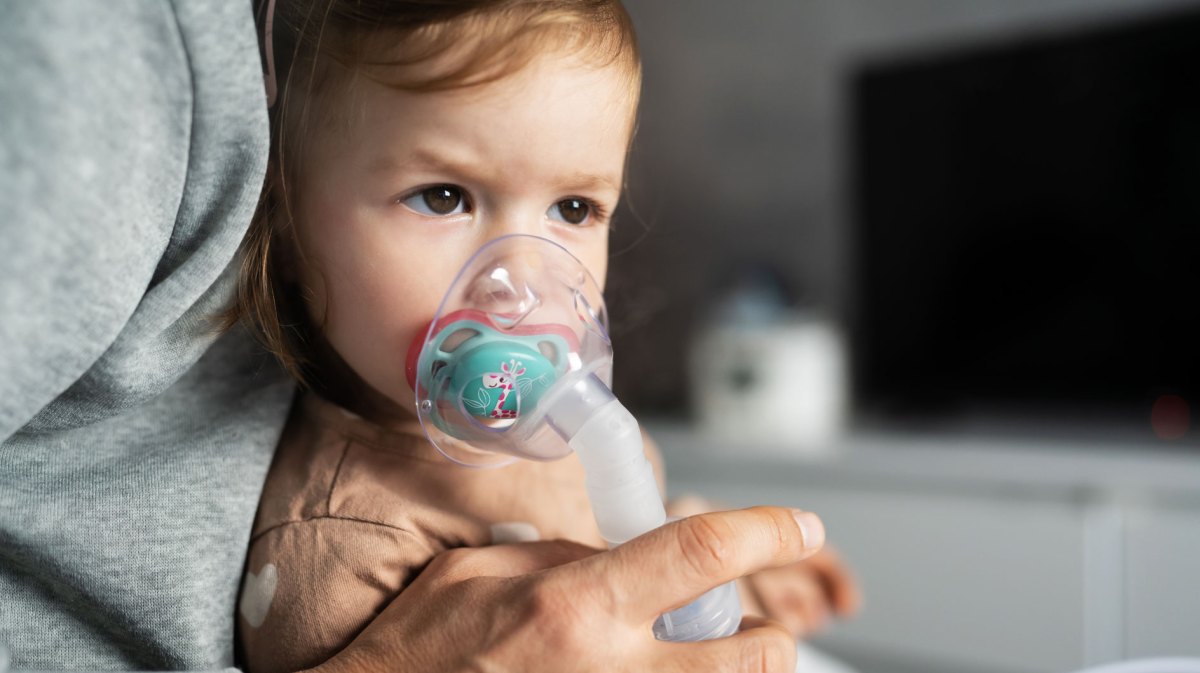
xmin=486 ymin=206 xmax=548 ymax=240
xmin=463 ymin=246 xmax=545 ymax=319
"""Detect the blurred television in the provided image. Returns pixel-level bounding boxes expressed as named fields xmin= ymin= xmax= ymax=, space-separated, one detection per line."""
xmin=850 ymin=6 xmax=1200 ymax=445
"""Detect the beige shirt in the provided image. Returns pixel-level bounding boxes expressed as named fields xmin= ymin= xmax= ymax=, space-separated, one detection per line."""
xmin=237 ymin=393 xmax=664 ymax=673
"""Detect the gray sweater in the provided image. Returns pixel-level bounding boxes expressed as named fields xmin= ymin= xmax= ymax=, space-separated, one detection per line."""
xmin=0 ymin=1 xmax=294 ymax=669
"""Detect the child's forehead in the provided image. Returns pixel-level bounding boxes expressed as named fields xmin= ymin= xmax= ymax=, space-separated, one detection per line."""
xmin=305 ymin=55 xmax=635 ymax=190
xmin=297 ymin=13 xmax=643 ymax=153
xmin=339 ymin=54 xmax=637 ymax=144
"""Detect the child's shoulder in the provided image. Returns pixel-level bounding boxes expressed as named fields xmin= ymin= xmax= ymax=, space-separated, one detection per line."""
xmin=252 ymin=392 xmax=488 ymax=546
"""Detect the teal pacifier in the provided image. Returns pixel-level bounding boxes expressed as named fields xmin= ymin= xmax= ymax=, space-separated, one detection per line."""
xmin=419 ymin=315 xmax=570 ymax=430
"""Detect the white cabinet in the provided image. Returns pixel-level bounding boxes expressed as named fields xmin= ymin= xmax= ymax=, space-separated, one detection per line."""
xmin=651 ymin=425 xmax=1200 ymax=673
xmin=1124 ymin=506 xmax=1200 ymax=658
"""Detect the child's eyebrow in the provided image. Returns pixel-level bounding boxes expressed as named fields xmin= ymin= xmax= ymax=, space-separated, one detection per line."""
xmin=559 ymin=172 xmax=621 ymax=193
xmin=365 ymin=148 xmax=469 ymax=178
xmin=366 ymin=150 xmax=621 ymax=194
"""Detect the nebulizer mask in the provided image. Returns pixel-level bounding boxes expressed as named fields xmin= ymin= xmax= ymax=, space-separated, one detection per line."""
xmin=405 ymin=234 xmax=741 ymax=642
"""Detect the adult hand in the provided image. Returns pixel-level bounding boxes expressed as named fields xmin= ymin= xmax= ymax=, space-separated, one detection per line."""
xmin=666 ymin=494 xmax=861 ymax=638
xmin=314 ymin=506 xmax=826 ymax=673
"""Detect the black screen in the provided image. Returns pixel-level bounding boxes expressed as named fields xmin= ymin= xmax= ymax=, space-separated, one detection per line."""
xmin=851 ymin=8 xmax=1200 ymax=442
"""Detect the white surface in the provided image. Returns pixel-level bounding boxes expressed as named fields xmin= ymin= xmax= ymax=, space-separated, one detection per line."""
xmin=797 ymin=641 xmax=861 ymax=673
xmin=651 ymin=424 xmax=1200 ymax=503
xmin=649 ymin=422 xmax=1200 ymax=673
xmin=1069 ymin=660 xmax=1200 ymax=673
xmin=667 ymin=478 xmax=1088 ymax=673
xmin=1124 ymin=508 xmax=1200 ymax=658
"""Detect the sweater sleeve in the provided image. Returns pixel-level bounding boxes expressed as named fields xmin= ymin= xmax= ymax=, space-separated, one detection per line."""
xmin=0 ymin=3 xmax=283 ymax=669
xmin=0 ymin=1 xmax=190 ymax=443
xmin=238 ymin=517 xmax=436 ymax=673
xmin=0 ymin=0 xmax=272 ymax=442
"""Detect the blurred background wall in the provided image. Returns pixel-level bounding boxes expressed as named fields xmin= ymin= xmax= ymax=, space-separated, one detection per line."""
xmin=607 ymin=0 xmax=1200 ymax=416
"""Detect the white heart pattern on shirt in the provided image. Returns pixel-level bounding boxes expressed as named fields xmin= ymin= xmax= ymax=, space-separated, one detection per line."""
xmin=239 ymin=562 xmax=278 ymax=628
xmin=489 ymin=521 xmax=542 ymax=544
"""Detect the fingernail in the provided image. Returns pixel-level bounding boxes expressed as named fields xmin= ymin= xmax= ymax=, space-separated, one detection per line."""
xmin=792 ymin=510 xmax=825 ymax=549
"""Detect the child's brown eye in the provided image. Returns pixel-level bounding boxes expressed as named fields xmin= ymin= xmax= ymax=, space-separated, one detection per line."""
xmin=401 ymin=185 xmax=468 ymax=216
xmin=549 ymin=198 xmax=590 ymax=225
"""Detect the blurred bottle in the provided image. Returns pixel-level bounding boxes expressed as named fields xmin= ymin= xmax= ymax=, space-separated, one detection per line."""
xmin=689 ymin=267 xmax=847 ymax=456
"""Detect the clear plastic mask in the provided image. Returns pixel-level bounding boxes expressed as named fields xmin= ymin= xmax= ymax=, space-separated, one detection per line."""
xmin=405 ymin=234 xmax=612 ymax=467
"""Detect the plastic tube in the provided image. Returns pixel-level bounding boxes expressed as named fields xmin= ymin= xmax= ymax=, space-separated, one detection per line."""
xmin=543 ymin=372 xmax=742 ymax=640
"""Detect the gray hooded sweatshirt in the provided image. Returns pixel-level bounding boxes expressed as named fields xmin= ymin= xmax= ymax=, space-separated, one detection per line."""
xmin=0 ymin=1 xmax=294 ymax=669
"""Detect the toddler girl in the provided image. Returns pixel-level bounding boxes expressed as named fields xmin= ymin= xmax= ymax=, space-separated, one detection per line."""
xmin=229 ymin=2 xmax=856 ymax=672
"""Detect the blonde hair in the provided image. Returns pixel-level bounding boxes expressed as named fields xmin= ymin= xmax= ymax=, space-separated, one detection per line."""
xmin=224 ymin=0 xmax=640 ymax=402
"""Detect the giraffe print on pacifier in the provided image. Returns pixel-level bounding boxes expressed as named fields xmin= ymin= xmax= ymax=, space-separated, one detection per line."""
xmin=451 ymin=340 xmax=559 ymax=427
xmin=477 ymin=359 xmax=527 ymax=420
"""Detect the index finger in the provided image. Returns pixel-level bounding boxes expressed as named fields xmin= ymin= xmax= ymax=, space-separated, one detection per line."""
xmin=421 ymin=539 xmax=603 ymax=585
xmin=563 ymin=506 xmax=825 ymax=624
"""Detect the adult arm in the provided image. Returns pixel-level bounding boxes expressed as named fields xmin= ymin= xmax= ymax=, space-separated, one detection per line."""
xmin=3 ymin=507 xmax=823 ymax=673
xmin=319 ymin=506 xmax=827 ymax=673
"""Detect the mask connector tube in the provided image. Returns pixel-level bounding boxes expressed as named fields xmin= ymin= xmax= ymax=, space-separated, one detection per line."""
xmin=540 ymin=371 xmax=741 ymax=641
xmin=543 ymin=372 xmax=666 ymax=545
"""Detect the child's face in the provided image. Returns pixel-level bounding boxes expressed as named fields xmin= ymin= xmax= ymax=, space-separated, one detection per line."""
xmin=291 ymin=53 xmax=636 ymax=412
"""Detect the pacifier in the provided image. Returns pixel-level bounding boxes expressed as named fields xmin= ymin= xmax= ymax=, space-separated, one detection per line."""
xmin=405 ymin=234 xmax=612 ymax=467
